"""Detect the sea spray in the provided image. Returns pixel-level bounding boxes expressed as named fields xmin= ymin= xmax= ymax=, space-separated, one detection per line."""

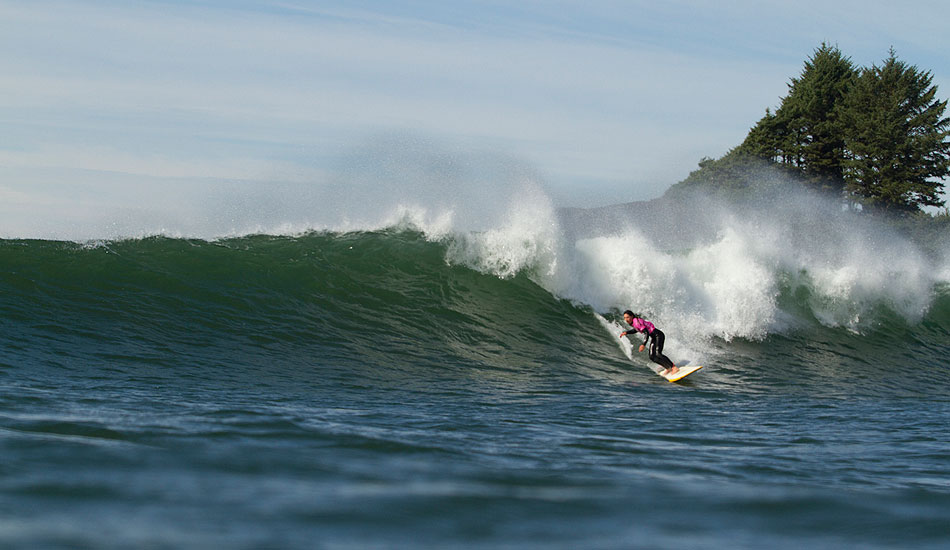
xmin=313 ymin=134 xmax=554 ymax=236
xmin=718 ymin=189 xmax=935 ymax=330
xmin=443 ymin=179 xmax=561 ymax=280
xmin=4 ymin=135 xmax=946 ymax=344
xmin=560 ymin=181 xmax=944 ymax=340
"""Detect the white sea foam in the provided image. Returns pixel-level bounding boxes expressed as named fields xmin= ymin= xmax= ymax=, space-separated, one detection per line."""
xmin=442 ymin=179 xmax=560 ymax=279
xmin=551 ymin=224 xmax=774 ymax=364
xmin=550 ymin=186 xmax=942 ymax=345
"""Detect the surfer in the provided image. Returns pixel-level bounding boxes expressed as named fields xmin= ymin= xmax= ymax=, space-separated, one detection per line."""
xmin=619 ymin=310 xmax=678 ymax=376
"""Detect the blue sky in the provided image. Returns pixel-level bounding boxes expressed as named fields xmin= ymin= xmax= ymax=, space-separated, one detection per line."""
xmin=2 ymin=0 xmax=949 ymax=237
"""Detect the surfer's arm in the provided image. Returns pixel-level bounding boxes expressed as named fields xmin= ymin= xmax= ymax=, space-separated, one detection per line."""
xmin=619 ymin=329 xmax=649 ymax=348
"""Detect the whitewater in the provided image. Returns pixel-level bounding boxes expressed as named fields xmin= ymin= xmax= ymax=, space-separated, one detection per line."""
xmin=2 ymin=141 xmax=950 ymax=548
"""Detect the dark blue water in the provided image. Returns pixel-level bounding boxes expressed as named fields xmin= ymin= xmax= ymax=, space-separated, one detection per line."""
xmin=2 ymin=233 xmax=949 ymax=549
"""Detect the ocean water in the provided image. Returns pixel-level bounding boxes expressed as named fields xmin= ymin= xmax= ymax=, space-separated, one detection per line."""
xmin=2 ymin=169 xmax=950 ymax=548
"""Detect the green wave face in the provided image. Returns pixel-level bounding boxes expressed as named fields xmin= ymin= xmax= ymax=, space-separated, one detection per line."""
xmin=2 ymin=230 xmax=948 ymax=401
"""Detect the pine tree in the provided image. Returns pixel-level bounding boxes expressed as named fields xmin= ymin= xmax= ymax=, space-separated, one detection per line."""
xmin=673 ymin=45 xmax=950 ymax=215
xmin=838 ymin=49 xmax=950 ymax=213
xmin=739 ymin=44 xmax=857 ymax=194
xmin=740 ymin=109 xmax=785 ymax=161
xmin=782 ymin=43 xmax=857 ymax=192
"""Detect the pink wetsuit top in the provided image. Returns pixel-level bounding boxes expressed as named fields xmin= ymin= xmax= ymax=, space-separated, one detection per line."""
xmin=630 ymin=318 xmax=655 ymax=335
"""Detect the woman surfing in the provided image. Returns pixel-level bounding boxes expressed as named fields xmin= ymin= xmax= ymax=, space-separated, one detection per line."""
xmin=619 ymin=310 xmax=678 ymax=376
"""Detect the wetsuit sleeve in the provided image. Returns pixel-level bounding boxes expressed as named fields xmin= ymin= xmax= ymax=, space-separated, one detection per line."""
xmin=622 ymin=329 xmax=649 ymax=347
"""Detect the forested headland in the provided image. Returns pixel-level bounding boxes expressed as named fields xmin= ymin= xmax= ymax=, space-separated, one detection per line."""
xmin=658 ymin=43 xmax=950 ymax=250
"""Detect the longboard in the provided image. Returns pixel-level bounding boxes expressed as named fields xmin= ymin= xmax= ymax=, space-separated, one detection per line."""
xmin=659 ymin=365 xmax=703 ymax=382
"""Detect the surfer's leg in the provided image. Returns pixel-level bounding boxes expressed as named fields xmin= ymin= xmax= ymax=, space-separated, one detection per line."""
xmin=648 ymin=334 xmax=660 ymax=366
xmin=652 ymin=330 xmax=677 ymax=374
xmin=648 ymin=334 xmax=670 ymax=373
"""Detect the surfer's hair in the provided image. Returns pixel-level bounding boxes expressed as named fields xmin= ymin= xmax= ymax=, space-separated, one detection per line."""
xmin=623 ymin=310 xmax=637 ymax=318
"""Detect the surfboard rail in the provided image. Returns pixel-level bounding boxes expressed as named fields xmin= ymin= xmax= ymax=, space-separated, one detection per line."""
xmin=660 ymin=365 xmax=703 ymax=382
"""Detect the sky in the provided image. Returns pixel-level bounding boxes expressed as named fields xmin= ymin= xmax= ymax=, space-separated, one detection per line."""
xmin=2 ymin=0 xmax=949 ymax=237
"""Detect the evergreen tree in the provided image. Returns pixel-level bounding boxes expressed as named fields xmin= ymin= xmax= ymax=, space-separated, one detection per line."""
xmin=739 ymin=108 xmax=785 ymax=162
xmin=672 ymin=44 xmax=950 ymax=216
xmin=838 ymin=49 xmax=950 ymax=213
xmin=779 ymin=43 xmax=857 ymax=192
xmin=739 ymin=44 xmax=857 ymax=194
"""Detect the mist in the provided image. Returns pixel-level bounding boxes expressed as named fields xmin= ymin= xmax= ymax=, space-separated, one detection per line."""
xmin=555 ymin=174 xmax=945 ymax=350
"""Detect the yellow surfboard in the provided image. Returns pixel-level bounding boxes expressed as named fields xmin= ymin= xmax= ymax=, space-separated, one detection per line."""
xmin=660 ymin=365 xmax=703 ymax=382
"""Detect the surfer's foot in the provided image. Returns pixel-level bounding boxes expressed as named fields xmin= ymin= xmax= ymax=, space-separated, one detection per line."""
xmin=669 ymin=366 xmax=679 ymax=375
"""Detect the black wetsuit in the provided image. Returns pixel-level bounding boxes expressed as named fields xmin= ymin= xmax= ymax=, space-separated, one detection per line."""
xmin=626 ymin=324 xmax=675 ymax=370
xmin=645 ymin=328 xmax=675 ymax=370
